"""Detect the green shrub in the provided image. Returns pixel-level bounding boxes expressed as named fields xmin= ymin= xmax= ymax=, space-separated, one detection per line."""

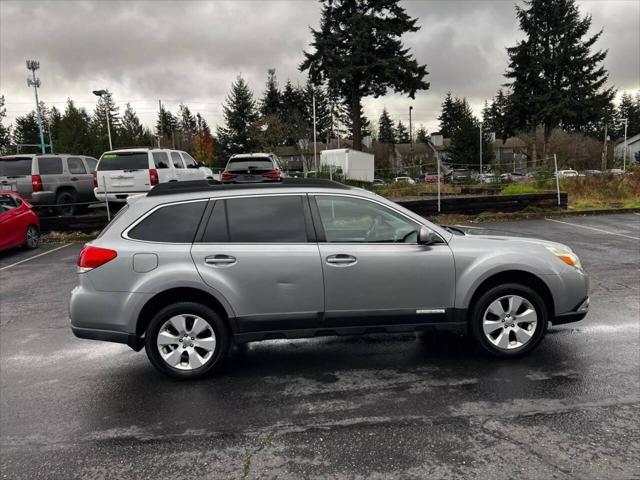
xmin=500 ymin=184 xmax=543 ymax=195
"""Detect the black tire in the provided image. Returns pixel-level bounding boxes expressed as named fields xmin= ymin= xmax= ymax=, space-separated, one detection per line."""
xmin=470 ymin=283 xmax=548 ymax=357
xmin=144 ymin=302 xmax=229 ymax=380
xmin=55 ymin=190 xmax=76 ymax=216
xmin=23 ymin=224 xmax=40 ymax=250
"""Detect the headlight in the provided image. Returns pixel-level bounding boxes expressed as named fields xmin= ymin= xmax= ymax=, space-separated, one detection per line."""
xmin=545 ymin=245 xmax=582 ymax=269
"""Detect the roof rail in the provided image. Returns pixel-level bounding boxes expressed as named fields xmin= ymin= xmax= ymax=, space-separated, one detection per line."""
xmin=147 ymin=178 xmax=351 ymax=197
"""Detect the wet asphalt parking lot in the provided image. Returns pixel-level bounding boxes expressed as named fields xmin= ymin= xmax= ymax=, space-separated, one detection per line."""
xmin=0 ymin=213 xmax=639 ymax=479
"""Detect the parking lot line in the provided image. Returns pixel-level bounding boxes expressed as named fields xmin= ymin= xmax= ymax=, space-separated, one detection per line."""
xmin=0 ymin=243 xmax=74 ymax=271
xmin=545 ymin=218 xmax=640 ymax=240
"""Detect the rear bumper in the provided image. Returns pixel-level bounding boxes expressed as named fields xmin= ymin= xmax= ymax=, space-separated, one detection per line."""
xmin=94 ymin=189 xmax=148 ymax=203
xmin=71 ymin=325 xmax=143 ymax=351
xmin=30 ymin=191 xmax=56 ymax=205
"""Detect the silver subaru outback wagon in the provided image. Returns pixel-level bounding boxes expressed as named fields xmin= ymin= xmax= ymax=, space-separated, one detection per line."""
xmin=70 ymin=179 xmax=589 ymax=379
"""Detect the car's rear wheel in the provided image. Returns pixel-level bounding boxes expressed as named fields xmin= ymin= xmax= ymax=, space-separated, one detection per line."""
xmin=470 ymin=283 xmax=547 ymax=357
xmin=144 ymin=302 xmax=229 ymax=379
xmin=56 ymin=190 xmax=76 ymax=216
xmin=23 ymin=225 xmax=39 ymax=250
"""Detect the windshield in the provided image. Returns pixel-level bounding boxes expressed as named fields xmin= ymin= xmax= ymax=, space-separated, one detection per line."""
xmin=0 ymin=158 xmax=32 ymax=176
xmin=226 ymin=157 xmax=273 ymax=171
xmin=98 ymin=152 xmax=149 ymax=171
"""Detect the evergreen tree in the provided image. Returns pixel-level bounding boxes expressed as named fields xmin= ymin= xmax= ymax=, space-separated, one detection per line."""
xmin=301 ymin=0 xmax=429 ymax=151
xmin=396 ymin=120 xmax=410 ymax=143
xmin=120 ymin=103 xmax=149 ymax=148
xmin=448 ymin=98 xmax=493 ymax=168
xmin=194 ymin=113 xmax=215 ymax=165
xmin=47 ymin=106 xmax=62 ymax=153
xmin=260 ymin=69 xmax=282 ymax=117
xmin=377 ymin=109 xmax=396 ymax=144
xmin=156 ymin=105 xmax=178 ymax=147
xmin=177 ymin=104 xmax=197 ymax=153
xmin=216 ymin=76 xmax=259 ymax=159
xmin=326 ymin=86 xmax=350 ymax=141
xmin=302 ymin=82 xmax=331 ymax=143
xmin=505 ymin=0 xmax=615 ymax=159
xmin=482 ymin=89 xmax=511 ymax=142
xmin=57 ymin=100 xmax=93 ymax=155
xmin=12 ymin=111 xmax=40 ymax=149
xmin=415 ymin=126 xmax=429 ymax=144
xmin=92 ymin=90 xmax=120 ymax=152
xmin=617 ymin=91 xmax=640 ymax=138
xmin=438 ymin=92 xmax=466 ymax=138
xmin=0 ymin=95 xmax=11 ymax=153
xmin=280 ymin=80 xmax=307 ymax=146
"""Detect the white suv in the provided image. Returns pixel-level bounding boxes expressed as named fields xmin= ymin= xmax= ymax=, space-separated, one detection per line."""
xmin=94 ymin=148 xmax=208 ymax=203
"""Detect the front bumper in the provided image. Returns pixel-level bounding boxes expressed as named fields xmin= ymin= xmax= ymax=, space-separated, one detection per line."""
xmin=553 ymin=297 xmax=590 ymax=325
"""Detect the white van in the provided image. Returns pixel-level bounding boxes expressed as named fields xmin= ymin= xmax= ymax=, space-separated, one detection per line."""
xmin=94 ymin=148 xmax=207 ymax=203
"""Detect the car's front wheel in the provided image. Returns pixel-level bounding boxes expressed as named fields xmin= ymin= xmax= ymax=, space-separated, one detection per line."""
xmin=470 ymin=283 xmax=548 ymax=357
xmin=144 ymin=302 xmax=229 ymax=379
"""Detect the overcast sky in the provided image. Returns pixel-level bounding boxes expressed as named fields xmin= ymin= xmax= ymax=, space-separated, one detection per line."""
xmin=1 ymin=0 xmax=638 ymax=135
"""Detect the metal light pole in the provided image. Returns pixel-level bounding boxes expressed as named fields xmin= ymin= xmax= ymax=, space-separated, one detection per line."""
xmin=312 ymin=91 xmax=317 ymax=174
xmin=622 ymin=118 xmax=628 ymax=171
xmin=92 ymin=90 xmax=113 ymax=150
xmin=479 ymin=122 xmax=483 ymax=174
xmin=26 ymin=60 xmax=46 ymax=154
xmin=409 ymin=105 xmax=414 ymax=171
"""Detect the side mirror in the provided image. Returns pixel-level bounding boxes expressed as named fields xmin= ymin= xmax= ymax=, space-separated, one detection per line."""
xmin=418 ymin=226 xmax=438 ymax=245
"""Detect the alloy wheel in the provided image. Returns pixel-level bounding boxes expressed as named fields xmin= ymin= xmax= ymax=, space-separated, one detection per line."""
xmin=26 ymin=226 xmax=39 ymax=249
xmin=482 ymin=294 xmax=538 ymax=351
xmin=156 ymin=314 xmax=217 ymax=370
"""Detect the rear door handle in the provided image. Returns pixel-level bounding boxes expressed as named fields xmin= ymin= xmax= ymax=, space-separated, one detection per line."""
xmin=204 ymin=254 xmax=237 ymax=266
xmin=70 ymin=177 xmax=78 ymax=181
xmin=326 ymin=254 xmax=357 ymax=266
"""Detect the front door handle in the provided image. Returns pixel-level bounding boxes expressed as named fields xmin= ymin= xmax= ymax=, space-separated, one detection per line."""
xmin=326 ymin=254 xmax=357 ymax=266
xmin=204 ymin=254 xmax=237 ymax=266
xmin=70 ymin=177 xmax=78 ymax=181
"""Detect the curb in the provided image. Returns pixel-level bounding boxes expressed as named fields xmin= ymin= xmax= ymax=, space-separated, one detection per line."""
xmin=428 ymin=207 xmax=640 ymax=224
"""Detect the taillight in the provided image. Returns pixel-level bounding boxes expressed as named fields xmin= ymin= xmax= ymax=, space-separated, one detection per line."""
xmin=149 ymin=168 xmax=159 ymax=186
xmin=262 ymin=168 xmax=281 ymax=180
xmin=92 ymin=171 xmax=98 ymax=188
xmin=77 ymin=245 xmax=117 ymax=273
xmin=31 ymin=175 xmax=42 ymax=192
xmin=221 ymin=170 xmax=237 ymax=181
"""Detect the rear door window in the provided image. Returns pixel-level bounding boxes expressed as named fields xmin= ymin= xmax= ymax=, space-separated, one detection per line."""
xmin=38 ymin=157 xmax=63 ymax=175
xmin=98 ymin=152 xmax=149 ymax=171
xmin=224 ymin=195 xmax=308 ymax=243
xmin=67 ymin=157 xmax=87 ymax=174
xmin=152 ymin=152 xmax=170 ymax=169
xmin=0 ymin=157 xmax=32 ymax=176
xmin=171 ymin=152 xmax=185 ymax=169
xmin=182 ymin=152 xmax=198 ymax=168
xmin=127 ymin=201 xmax=206 ymax=243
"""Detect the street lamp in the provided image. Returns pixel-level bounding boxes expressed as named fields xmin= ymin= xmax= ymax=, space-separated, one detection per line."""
xmin=409 ymin=105 xmax=415 ymax=171
xmin=622 ymin=118 xmax=628 ymax=172
xmin=26 ymin=60 xmax=46 ymax=154
xmin=92 ymin=89 xmax=113 ymax=150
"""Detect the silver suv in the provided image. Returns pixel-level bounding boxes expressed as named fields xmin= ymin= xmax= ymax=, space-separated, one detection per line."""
xmin=70 ymin=179 xmax=589 ymax=379
xmin=0 ymin=154 xmax=98 ymax=215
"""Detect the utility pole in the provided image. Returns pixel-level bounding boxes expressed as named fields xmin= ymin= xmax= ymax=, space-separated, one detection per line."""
xmin=92 ymin=90 xmax=113 ymax=150
xmin=479 ymin=122 xmax=483 ymax=174
xmin=26 ymin=60 xmax=46 ymax=154
xmin=409 ymin=106 xmax=414 ymax=171
xmin=158 ymin=99 xmax=163 ymax=148
xmin=622 ymin=118 xmax=628 ymax=171
xmin=313 ymin=91 xmax=317 ymax=173
xmin=601 ymin=123 xmax=608 ymax=171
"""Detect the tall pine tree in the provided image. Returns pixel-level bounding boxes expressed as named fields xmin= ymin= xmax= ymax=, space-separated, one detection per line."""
xmin=301 ymin=0 xmax=429 ymax=151
xmin=120 ymin=103 xmax=150 ymax=148
xmin=505 ymin=0 xmax=615 ymax=159
xmin=260 ymin=69 xmax=282 ymax=117
xmin=0 ymin=95 xmax=12 ymax=153
xmin=58 ymin=100 xmax=93 ymax=155
xmin=216 ymin=76 xmax=259 ymax=159
xmin=377 ymin=109 xmax=396 ymax=144
xmin=12 ymin=112 xmax=40 ymax=150
xmin=396 ymin=120 xmax=410 ymax=143
xmin=92 ymin=90 xmax=119 ymax=152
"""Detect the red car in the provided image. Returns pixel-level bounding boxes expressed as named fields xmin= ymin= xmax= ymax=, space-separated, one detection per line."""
xmin=0 ymin=192 xmax=40 ymax=252
xmin=417 ymin=172 xmax=444 ymax=184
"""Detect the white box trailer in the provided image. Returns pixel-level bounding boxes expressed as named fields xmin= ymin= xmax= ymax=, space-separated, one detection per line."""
xmin=319 ymin=149 xmax=374 ymax=183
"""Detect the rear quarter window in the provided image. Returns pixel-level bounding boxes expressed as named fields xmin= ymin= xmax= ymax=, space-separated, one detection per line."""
xmin=127 ymin=201 xmax=207 ymax=243
xmin=98 ymin=152 xmax=150 ymax=171
xmin=152 ymin=152 xmax=170 ymax=169
xmin=0 ymin=158 xmax=32 ymax=176
xmin=37 ymin=157 xmax=63 ymax=175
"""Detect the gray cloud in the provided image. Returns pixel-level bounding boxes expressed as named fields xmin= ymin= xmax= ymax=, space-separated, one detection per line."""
xmin=1 ymin=0 xmax=638 ymax=134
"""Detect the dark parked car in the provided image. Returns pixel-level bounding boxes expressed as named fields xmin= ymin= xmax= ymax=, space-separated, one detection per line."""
xmin=448 ymin=169 xmax=473 ymax=183
xmin=0 ymin=192 xmax=40 ymax=252
xmin=0 ymin=154 xmax=98 ymax=215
